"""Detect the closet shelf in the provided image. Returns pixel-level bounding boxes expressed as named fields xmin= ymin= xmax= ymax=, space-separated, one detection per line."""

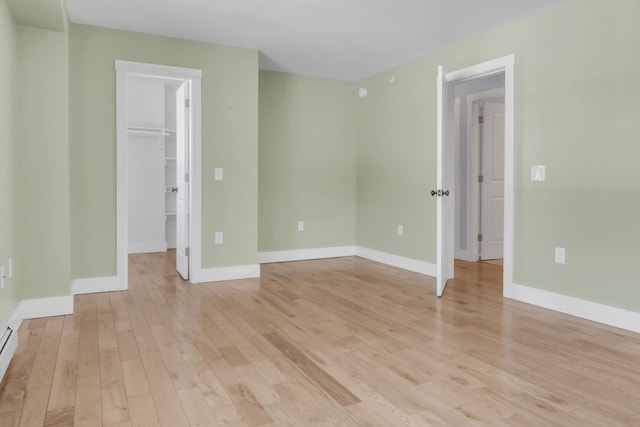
xmin=127 ymin=126 xmax=171 ymax=136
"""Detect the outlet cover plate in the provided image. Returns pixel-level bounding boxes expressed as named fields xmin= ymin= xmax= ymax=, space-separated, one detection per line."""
xmin=531 ymin=165 xmax=546 ymax=181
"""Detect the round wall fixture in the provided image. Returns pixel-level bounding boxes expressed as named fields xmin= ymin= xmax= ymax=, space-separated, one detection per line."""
xmin=358 ymin=87 xmax=368 ymax=98
xmin=388 ymin=75 xmax=395 ymax=83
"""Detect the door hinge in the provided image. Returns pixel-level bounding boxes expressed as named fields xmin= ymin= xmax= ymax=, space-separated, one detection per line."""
xmin=477 ymin=234 xmax=483 ymax=242
xmin=478 ymin=175 xmax=484 ymax=183
xmin=185 ymin=99 xmax=190 ymax=109
xmin=185 ymin=247 xmax=190 ymax=257
xmin=184 ymin=173 xmax=190 ymax=183
xmin=478 ymin=115 xmax=484 ymax=124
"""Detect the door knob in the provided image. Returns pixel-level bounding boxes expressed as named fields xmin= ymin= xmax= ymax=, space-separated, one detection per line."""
xmin=430 ymin=190 xmax=437 ymax=196
xmin=442 ymin=190 xmax=450 ymax=197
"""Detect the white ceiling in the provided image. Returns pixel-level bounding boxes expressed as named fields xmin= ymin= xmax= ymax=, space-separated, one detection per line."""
xmin=65 ymin=0 xmax=565 ymax=81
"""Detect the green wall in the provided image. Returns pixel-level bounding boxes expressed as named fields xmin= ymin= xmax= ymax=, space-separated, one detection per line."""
xmin=15 ymin=24 xmax=71 ymax=300
xmin=69 ymin=24 xmax=259 ymax=278
xmin=258 ymin=71 xmax=356 ymax=252
xmin=356 ymin=0 xmax=640 ymax=311
xmin=2 ymin=0 xmax=639 ymax=319
xmin=0 ymin=0 xmax=18 ymax=320
xmin=356 ymin=62 xmax=434 ymax=262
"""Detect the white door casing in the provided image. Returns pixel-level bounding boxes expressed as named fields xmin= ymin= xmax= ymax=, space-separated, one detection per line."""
xmin=176 ymin=82 xmax=190 ymax=280
xmin=115 ymin=60 xmax=202 ymax=289
xmin=436 ymin=54 xmax=515 ymax=298
xmin=436 ymin=65 xmax=455 ymax=297
xmin=479 ymin=102 xmax=505 ymax=260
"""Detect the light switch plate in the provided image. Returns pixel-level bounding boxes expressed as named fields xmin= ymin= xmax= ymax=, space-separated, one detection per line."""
xmin=397 ymin=225 xmax=404 ymax=237
xmin=214 ymin=168 xmax=223 ymax=181
xmin=555 ymin=247 xmax=565 ymax=264
xmin=215 ymin=232 xmax=223 ymax=245
xmin=531 ymin=165 xmax=545 ymax=181
xmin=297 ymin=221 xmax=304 ymax=232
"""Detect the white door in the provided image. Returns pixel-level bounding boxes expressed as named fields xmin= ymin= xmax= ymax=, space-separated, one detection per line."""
xmin=436 ymin=66 xmax=455 ymax=297
xmin=479 ymin=102 xmax=505 ymax=260
xmin=176 ymin=82 xmax=190 ymax=280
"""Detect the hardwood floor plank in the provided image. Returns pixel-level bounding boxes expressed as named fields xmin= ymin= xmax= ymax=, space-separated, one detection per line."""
xmin=177 ymin=386 xmax=220 ymax=427
xmin=73 ymin=375 xmax=102 ymax=427
xmin=262 ymin=331 xmax=360 ymax=406
xmin=122 ymin=359 xmax=151 ymax=397
xmin=44 ymin=406 xmax=75 ymax=427
xmin=3 ymin=254 xmax=640 ymax=426
xmin=128 ymin=394 xmax=161 ymax=427
xmin=225 ymin=383 xmax=273 ymax=427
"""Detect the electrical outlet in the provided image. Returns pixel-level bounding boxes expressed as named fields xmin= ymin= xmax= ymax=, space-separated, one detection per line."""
xmin=215 ymin=232 xmax=224 ymax=245
xmin=531 ymin=165 xmax=546 ymax=181
xmin=397 ymin=224 xmax=404 ymax=237
xmin=555 ymin=247 xmax=565 ymax=264
xmin=297 ymin=221 xmax=304 ymax=232
xmin=214 ymin=168 xmax=223 ymax=181
xmin=1 ymin=266 xmax=5 ymax=289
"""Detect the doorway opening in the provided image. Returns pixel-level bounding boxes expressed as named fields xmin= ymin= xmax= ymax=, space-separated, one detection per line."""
xmin=435 ymin=55 xmax=515 ymax=297
xmin=454 ymin=80 xmax=505 ymax=264
xmin=115 ymin=61 xmax=203 ymax=289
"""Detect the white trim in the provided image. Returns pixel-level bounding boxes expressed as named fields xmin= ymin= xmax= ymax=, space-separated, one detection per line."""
xmin=115 ymin=60 xmax=203 ymax=288
xmin=128 ymin=241 xmax=168 ymax=254
xmin=441 ymin=54 xmax=515 ymax=296
xmin=8 ymin=302 xmax=24 ymax=333
xmin=0 ymin=322 xmax=18 ymax=384
xmin=505 ymin=283 xmax=640 ymax=334
xmin=71 ymin=276 xmax=124 ymax=295
xmin=356 ymin=246 xmax=436 ymax=276
xmin=191 ymin=264 xmax=261 ymax=284
xmin=258 ymin=246 xmax=356 ymax=264
xmin=115 ymin=61 xmax=202 ymax=79
xmin=19 ymin=296 xmax=73 ymax=320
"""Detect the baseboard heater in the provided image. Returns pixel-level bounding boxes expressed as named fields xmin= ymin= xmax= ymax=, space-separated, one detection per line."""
xmin=0 ymin=326 xmax=17 ymax=384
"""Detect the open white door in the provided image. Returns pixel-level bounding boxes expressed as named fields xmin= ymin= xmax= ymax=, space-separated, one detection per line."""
xmin=436 ymin=66 xmax=455 ymax=297
xmin=176 ymin=82 xmax=190 ymax=280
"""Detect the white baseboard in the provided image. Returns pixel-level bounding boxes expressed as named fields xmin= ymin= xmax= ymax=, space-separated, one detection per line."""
xmin=191 ymin=264 xmax=261 ymax=284
xmin=505 ymin=283 xmax=640 ymax=334
xmin=19 ymin=295 xmax=74 ymax=320
xmin=355 ymin=246 xmax=436 ymax=276
xmin=128 ymin=241 xmax=167 ymax=254
xmin=0 ymin=318 xmax=18 ymax=384
xmin=258 ymin=246 xmax=356 ymax=264
xmin=71 ymin=276 xmax=125 ymax=295
xmin=7 ymin=302 xmax=24 ymax=333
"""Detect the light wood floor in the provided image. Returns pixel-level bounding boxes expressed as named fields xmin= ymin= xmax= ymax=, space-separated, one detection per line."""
xmin=1 ymin=253 xmax=639 ymax=426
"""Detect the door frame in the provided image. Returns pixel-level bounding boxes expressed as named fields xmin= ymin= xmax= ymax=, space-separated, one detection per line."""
xmin=438 ymin=54 xmax=515 ymax=296
xmin=466 ymin=88 xmax=505 ymax=262
xmin=115 ymin=60 xmax=203 ymax=289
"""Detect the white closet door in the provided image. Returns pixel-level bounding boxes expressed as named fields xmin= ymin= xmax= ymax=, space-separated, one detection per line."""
xmin=175 ymin=82 xmax=190 ymax=280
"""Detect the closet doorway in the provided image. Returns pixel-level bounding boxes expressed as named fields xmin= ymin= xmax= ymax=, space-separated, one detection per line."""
xmin=115 ymin=61 xmax=202 ymax=288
